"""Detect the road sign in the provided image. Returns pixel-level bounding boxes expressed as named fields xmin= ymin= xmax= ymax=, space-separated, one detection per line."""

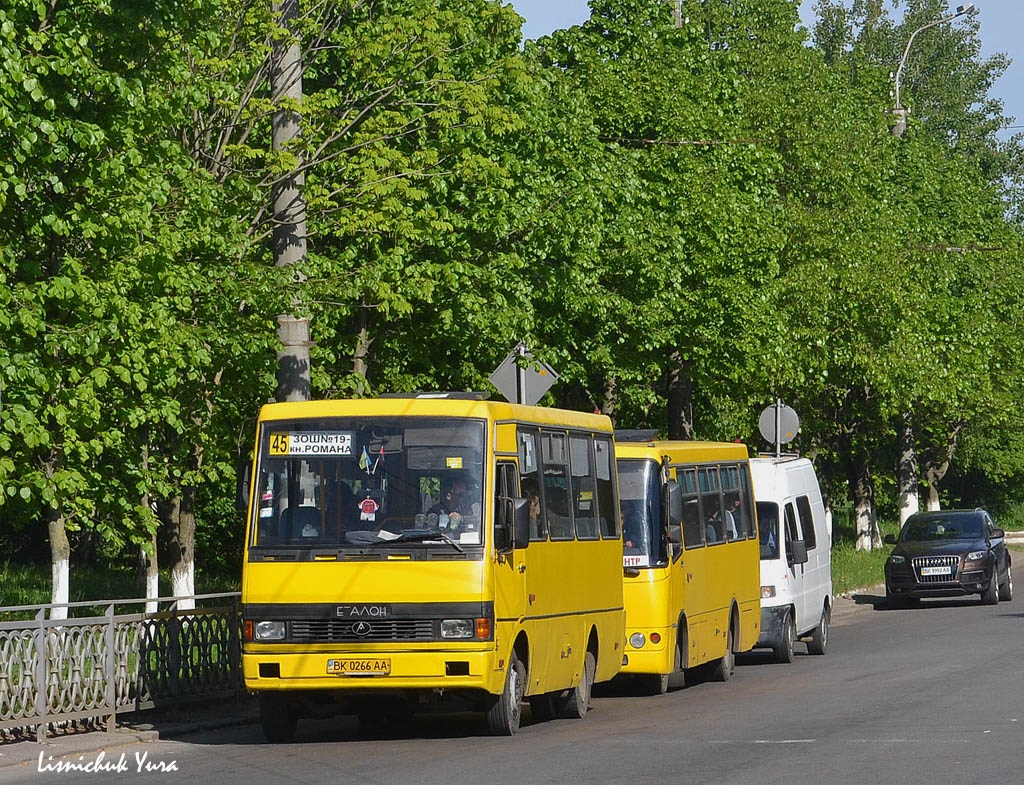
xmin=488 ymin=342 xmax=558 ymax=406
xmin=759 ymin=401 xmax=800 ymax=447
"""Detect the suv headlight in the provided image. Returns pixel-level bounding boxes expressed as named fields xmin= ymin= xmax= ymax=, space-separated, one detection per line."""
xmin=966 ymin=550 xmax=988 ymax=562
xmin=888 ymin=555 xmax=905 ymax=565
xmin=254 ymin=621 xmax=286 ymax=641
xmin=440 ymin=619 xmax=475 ymax=639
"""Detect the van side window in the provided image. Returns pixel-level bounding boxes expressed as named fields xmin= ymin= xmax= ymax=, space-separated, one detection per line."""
xmin=518 ymin=429 xmax=546 ymax=541
xmin=739 ymin=464 xmax=755 ymax=539
xmin=699 ymin=467 xmax=724 ymax=545
xmin=796 ymin=495 xmax=816 ymax=550
xmin=784 ymin=502 xmax=801 ymax=544
xmin=570 ymin=434 xmax=598 ymax=540
xmin=679 ymin=469 xmax=703 ymax=549
xmin=757 ymin=502 xmax=779 ymax=559
xmin=541 ymin=431 xmax=574 ymax=541
xmin=595 ymin=437 xmax=619 ymax=538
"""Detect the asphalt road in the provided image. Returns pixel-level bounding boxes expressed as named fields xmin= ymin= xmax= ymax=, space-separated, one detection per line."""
xmin=4 ymin=593 xmax=1023 ymax=785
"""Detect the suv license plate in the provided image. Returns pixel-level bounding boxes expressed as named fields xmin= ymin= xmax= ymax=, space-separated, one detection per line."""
xmin=327 ymin=658 xmax=391 ymax=676
xmin=920 ymin=566 xmax=952 ymax=576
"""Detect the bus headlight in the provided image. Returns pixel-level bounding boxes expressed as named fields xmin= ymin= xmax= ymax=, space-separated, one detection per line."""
xmin=441 ymin=619 xmax=475 ymax=639
xmin=254 ymin=621 xmax=285 ymax=641
xmin=629 ymin=632 xmax=646 ymax=649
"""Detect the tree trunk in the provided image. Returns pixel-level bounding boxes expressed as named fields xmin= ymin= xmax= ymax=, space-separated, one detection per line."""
xmin=165 ymin=491 xmax=197 ymax=611
xmin=137 ymin=533 xmax=159 ymax=614
xmin=272 ymin=0 xmax=311 ymax=403
xmin=897 ymin=412 xmax=919 ymax=525
xmin=600 ymin=375 xmax=618 ymax=424
xmin=849 ymin=455 xmax=881 ymax=551
xmin=352 ymin=306 xmax=372 ymax=395
xmin=922 ymin=422 xmax=964 ymax=514
xmin=666 ymin=351 xmax=695 ymax=440
xmin=47 ymin=506 xmax=70 ymax=620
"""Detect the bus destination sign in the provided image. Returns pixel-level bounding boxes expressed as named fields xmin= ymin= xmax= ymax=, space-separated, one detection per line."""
xmin=269 ymin=431 xmax=354 ymax=457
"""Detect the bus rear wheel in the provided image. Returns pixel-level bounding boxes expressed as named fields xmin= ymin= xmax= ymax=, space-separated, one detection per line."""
xmin=710 ymin=622 xmax=735 ymax=682
xmin=562 ymin=650 xmax=596 ymax=718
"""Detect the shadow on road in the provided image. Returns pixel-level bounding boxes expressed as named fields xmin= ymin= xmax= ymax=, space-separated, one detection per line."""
xmin=854 ymin=592 xmax=992 ymax=612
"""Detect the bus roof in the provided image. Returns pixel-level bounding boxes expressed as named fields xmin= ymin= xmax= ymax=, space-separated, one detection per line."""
xmin=257 ymin=398 xmax=614 ymax=432
xmin=615 ymin=440 xmax=750 ymax=463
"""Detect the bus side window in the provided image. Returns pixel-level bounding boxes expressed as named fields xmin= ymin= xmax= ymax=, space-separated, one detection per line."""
xmin=595 ymin=436 xmax=619 ymax=538
xmin=519 ymin=429 xmax=546 ymax=541
xmin=570 ymin=434 xmax=598 ymax=540
xmin=699 ymin=467 xmax=723 ymax=545
xmin=542 ymin=431 xmax=574 ymax=541
xmin=679 ymin=469 xmax=703 ymax=549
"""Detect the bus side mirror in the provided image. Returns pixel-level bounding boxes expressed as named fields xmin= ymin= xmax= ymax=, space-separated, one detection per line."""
xmin=788 ymin=539 xmax=808 ymax=565
xmin=495 ymin=497 xmax=530 ymax=551
xmin=236 ymin=459 xmax=252 ymax=513
xmin=664 ymin=479 xmax=683 ymax=528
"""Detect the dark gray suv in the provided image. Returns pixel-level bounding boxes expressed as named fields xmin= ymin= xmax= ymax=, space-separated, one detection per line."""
xmin=884 ymin=510 xmax=1012 ymax=607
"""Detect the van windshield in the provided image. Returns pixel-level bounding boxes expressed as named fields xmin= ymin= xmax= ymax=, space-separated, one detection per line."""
xmin=757 ymin=502 xmax=780 ymax=560
xmin=251 ymin=417 xmax=485 ymax=555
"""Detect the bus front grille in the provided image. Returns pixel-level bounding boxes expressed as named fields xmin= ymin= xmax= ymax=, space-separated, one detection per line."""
xmin=290 ymin=619 xmax=436 ymax=642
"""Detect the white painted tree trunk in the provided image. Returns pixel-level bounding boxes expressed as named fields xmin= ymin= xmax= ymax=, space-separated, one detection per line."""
xmin=47 ymin=511 xmax=70 ymax=620
xmin=897 ymin=413 xmax=919 ymax=525
xmin=167 ymin=493 xmax=196 ymax=611
xmin=139 ymin=533 xmax=159 ymax=614
xmin=852 ymin=460 xmax=881 ymax=551
xmin=926 ymin=481 xmax=941 ymax=511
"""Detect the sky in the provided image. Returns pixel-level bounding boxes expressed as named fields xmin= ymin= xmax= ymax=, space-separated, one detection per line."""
xmin=506 ymin=0 xmax=1024 ymax=134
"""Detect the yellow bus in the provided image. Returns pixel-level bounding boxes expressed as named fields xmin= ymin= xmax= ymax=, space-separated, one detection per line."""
xmin=239 ymin=394 xmax=625 ymax=740
xmin=614 ymin=433 xmax=760 ymax=693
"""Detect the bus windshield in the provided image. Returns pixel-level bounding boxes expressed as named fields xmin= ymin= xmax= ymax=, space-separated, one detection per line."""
xmin=617 ymin=459 xmax=665 ymax=568
xmin=251 ymin=417 xmax=485 ymax=553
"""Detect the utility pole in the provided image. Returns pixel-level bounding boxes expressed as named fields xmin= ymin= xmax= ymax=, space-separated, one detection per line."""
xmin=271 ymin=0 xmax=311 ymax=402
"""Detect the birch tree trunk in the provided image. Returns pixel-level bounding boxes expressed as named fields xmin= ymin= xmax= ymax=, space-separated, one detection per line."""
xmin=897 ymin=412 xmax=919 ymax=525
xmin=46 ymin=506 xmax=70 ymax=620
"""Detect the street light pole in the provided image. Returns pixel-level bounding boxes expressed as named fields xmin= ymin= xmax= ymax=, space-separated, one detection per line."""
xmin=891 ymin=3 xmax=976 ymax=137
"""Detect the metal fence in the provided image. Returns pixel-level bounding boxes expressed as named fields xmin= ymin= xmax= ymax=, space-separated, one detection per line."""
xmin=0 ymin=593 xmax=241 ymax=742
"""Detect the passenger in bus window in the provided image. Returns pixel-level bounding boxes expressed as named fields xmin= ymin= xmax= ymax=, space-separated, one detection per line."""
xmin=724 ymin=498 xmax=741 ymax=541
xmin=428 ymin=475 xmax=470 ymax=528
xmin=521 ymin=479 xmax=542 ymax=538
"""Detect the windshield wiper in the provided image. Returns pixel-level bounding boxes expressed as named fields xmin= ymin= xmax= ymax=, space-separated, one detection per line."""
xmin=369 ymin=529 xmax=464 ymax=553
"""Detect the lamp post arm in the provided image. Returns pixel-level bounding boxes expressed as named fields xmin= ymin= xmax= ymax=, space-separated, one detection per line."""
xmin=893 ymin=12 xmax=957 ymax=111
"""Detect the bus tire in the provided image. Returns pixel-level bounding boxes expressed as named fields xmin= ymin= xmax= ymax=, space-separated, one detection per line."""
xmin=528 ymin=693 xmax=558 ymax=722
xmin=710 ymin=619 xmax=735 ymax=682
xmin=562 ymin=650 xmax=595 ymax=719
xmin=259 ymin=694 xmax=297 ymax=744
xmin=487 ymin=650 xmax=525 ymax=735
xmin=641 ymin=673 xmax=670 ymax=695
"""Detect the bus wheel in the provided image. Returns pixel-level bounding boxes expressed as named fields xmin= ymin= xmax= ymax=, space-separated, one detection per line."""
xmin=642 ymin=673 xmax=670 ymax=696
xmin=260 ymin=694 xmax=297 ymax=744
xmin=487 ymin=651 xmax=525 ymax=735
xmin=563 ymin=651 xmax=596 ymax=719
xmin=528 ymin=693 xmax=558 ymax=722
xmin=773 ymin=610 xmax=795 ymax=664
xmin=710 ymin=622 xmax=735 ymax=682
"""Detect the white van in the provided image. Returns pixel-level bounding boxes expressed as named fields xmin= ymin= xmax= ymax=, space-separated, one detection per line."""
xmin=749 ymin=457 xmax=832 ymax=662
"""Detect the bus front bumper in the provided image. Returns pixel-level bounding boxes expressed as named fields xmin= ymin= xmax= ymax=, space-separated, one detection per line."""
xmin=243 ymin=648 xmax=504 ymax=694
xmin=619 ymin=627 xmax=673 ymax=676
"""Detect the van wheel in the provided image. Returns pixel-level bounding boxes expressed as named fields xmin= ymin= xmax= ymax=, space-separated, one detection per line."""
xmin=806 ymin=606 xmax=829 ymax=655
xmin=773 ymin=611 xmax=795 ymax=664
xmin=999 ymin=563 xmax=1013 ymax=602
xmin=710 ymin=622 xmax=735 ymax=681
xmin=562 ymin=651 xmax=595 ymax=718
xmin=259 ymin=694 xmax=297 ymax=743
xmin=487 ymin=651 xmax=525 ymax=735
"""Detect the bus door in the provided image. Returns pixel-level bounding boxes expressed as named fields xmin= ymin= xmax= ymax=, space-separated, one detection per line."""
xmin=493 ymin=459 xmax=525 ymax=636
xmin=677 ymin=467 xmax=709 ymax=666
xmin=516 ymin=428 xmax=549 ymax=691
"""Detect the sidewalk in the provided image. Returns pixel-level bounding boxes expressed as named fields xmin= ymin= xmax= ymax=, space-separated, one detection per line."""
xmin=0 ymin=697 xmax=259 ymax=771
